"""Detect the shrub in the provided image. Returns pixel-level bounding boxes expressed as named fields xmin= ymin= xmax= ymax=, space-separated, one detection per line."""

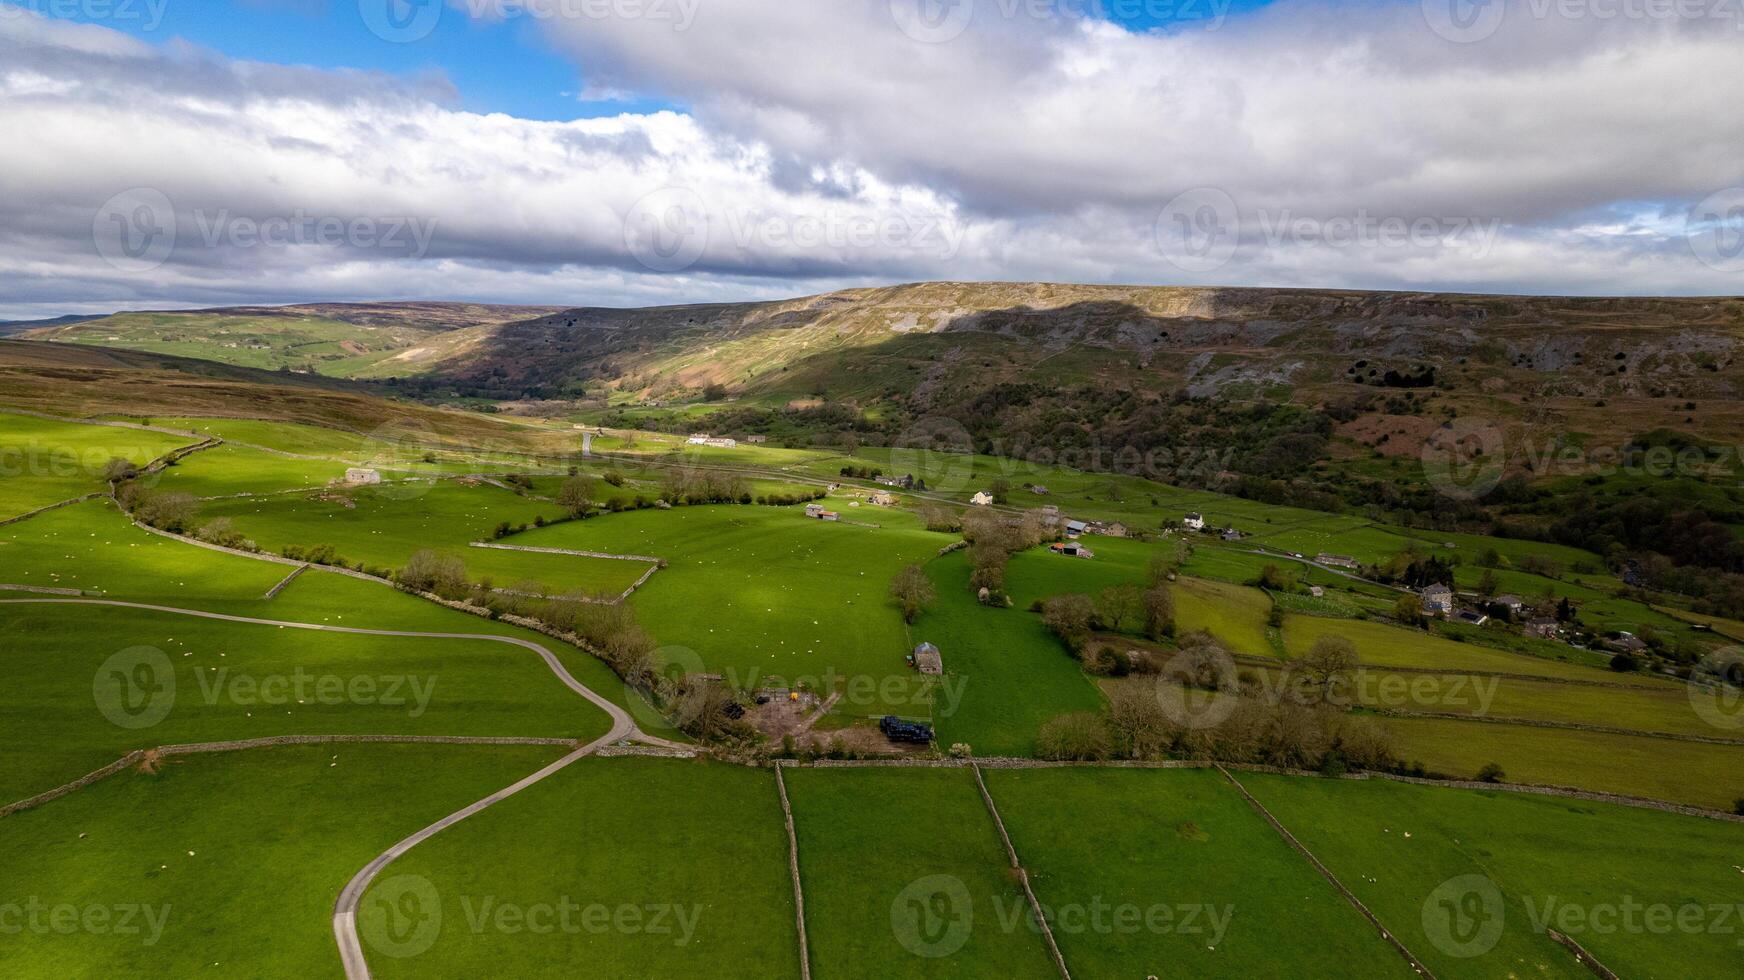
xmin=1476 ymin=762 xmax=1506 ymax=783
xmin=1036 ymin=712 xmax=1112 ymax=761
xmin=1735 ymin=798 xmax=1744 ymax=816
xmin=398 ymin=549 xmax=470 ymax=597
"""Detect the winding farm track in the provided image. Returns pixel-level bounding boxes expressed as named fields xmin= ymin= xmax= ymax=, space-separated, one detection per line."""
xmin=0 ymin=596 xmax=686 ymax=978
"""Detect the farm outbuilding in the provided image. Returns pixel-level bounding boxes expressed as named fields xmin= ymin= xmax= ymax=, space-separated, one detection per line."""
xmin=343 ymin=468 xmax=381 ymax=486
xmin=912 ymin=642 xmax=943 ymax=675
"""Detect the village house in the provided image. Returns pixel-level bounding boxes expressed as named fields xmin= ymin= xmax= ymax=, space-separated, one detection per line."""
xmin=1316 ymin=553 xmax=1360 ymax=570
xmin=744 ymin=435 xmax=768 ymax=444
xmin=1420 ymin=584 xmax=1455 ymax=616
xmin=970 ymin=491 xmax=994 ymax=506
xmin=912 ymin=642 xmax=943 ymax=676
xmin=343 ymin=467 xmax=381 ymax=486
xmin=1089 ymin=521 xmax=1129 ymax=538
xmin=1610 ymin=632 xmax=1647 ymax=654
xmin=1493 ymin=594 xmax=1526 ymax=616
xmin=1065 ymin=519 xmax=1088 ymax=538
xmin=1184 ymin=513 xmax=1206 ymax=531
xmin=869 ymin=490 xmax=897 ymax=507
xmin=1221 ymin=527 xmax=1244 ymax=541
xmin=1525 ymin=618 xmax=1560 ymax=639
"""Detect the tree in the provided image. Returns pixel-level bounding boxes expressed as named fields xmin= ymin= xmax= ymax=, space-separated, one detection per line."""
xmin=1393 ymin=593 xmax=1423 ymax=627
xmin=104 ymin=457 xmax=140 ymax=482
xmin=701 ymin=382 xmax=728 ymax=401
xmin=1142 ymin=582 xmax=1176 ymax=640
xmin=1476 ymin=762 xmax=1506 ymax=783
xmin=1256 ymin=563 xmax=1296 ymax=592
xmin=135 ymin=491 xmax=200 ymax=533
xmin=398 ymin=549 xmax=469 ymax=597
xmin=1035 ymin=712 xmax=1112 ymax=761
xmin=1097 ymin=584 xmax=1143 ymax=633
xmin=1295 ymin=635 xmax=1357 ymax=705
xmin=1041 ymin=594 xmax=1097 ymax=653
xmin=1476 ymin=567 xmax=1500 ymax=598
xmin=556 ymin=475 xmax=597 ymax=517
xmin=989 ymin=478 xmax=1012 ymax=505
xmin=889 ymin=564 xmax=937 ymax=624
xmin=1556 ymin=596 xmax=1575 ymax=622
xmin=1107 ymin=680 xmax=1171 ymax=758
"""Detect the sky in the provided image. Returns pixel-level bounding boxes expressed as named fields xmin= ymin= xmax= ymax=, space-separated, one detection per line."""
xmin=0 ymin=0 xmax=1740 ymax=319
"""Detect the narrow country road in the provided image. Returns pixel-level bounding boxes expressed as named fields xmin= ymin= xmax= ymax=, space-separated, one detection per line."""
xmin=0 ymin=597 xmax=688 ymax=979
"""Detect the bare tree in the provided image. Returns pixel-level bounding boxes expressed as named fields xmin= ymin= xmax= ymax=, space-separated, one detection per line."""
xmin=1295 ymin=634 xmax=1358 ymax=705
xmin=889 ymin=564 xmax=937 ymax=624
xmin=557 ymin=474 xmax=597 ymax=517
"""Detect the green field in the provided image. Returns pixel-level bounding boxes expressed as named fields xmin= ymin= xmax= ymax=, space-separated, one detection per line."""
xmin=1347 ymin=667 xmax=1725 ymax=739
xmin=199 ymin=482 xmax=652 ymax=596
xmin=152 ymin=443 xmax=359 ymax=498
xmin=513 ymin=500 xmax=954 ymax=715
xmin=0 ymin=742 xmax=563 ymax=977
xmin=785 ymin=766 xmax=1058 ymax=977
xmin=984 ymin=767 xmax=1409 ymax=976
xmin=0 ymin=413 xmax=194 ymax=519
xmin=1242 ymin=772 xmax=1744 ymax=979
xmin=364 ymin=758 xmax=800 ymax=978
xmin=915 ymin=551 xmax=1104 ymax=756
xmin=0 ymin=602 xmax=611 ymax=805
xmin=1283 ymin=615 xmax=1661 ymax=685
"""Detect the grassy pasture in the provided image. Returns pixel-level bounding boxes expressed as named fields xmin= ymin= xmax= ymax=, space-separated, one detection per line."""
xmin=0 ymin=413 xmax=193 ymax=518
xmin=152 ymin=443 xmax=358 ymax=498
xmin=785 ymin=766 xmax=1058 ymax=978
xmin=0 ymin=602 xmax=611 ymax=805
xmin=0 ymin=743 xmax=563 ymax=978
xmin=1282 ymin=615 xmax=1664 ymax=685
xmin=984 ymin=767 xmax=1409 ymax=977
xmin=1175 ymin=578 xmax=1275 ymax=658
xmin=365 ymin=758 xmax=800 ymax=979
xmin=1384 ymin=716 xmax=1744 ymax=810
xmin=1242 ymin=772 xmax=1744 ymax=979
xmin=198 ymin=482 xmax=652 ymax=596
xmin=0 ymin=499 xmax=286 ymax=604
xmin=513 ymin=501 xmax=953 ymax=715
xmin=1346 ymin=668 xmax=1725 ymax=739
xmin=915 ymin=552 xmax=1104 ymax=756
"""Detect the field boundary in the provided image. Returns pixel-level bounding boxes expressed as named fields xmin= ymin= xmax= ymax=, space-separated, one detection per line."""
xmin=1546 ymin=929 xmax=1620 ymax=979
xmin=0 ymin=735 xmax=577 ymax=820
xmin=262 ymin=563 xmax=311 ymax=600
xmin=772 ymin=763 xmax=813 ymax=980
xmin=469 ymin=541 xmax=664 ymax=603
xmin=1379 ymin=707 xmax=1744 ymax=746
xmin=0 ymin=492 xmax=105 ymax=528
xmin=1216 ymin=764 xmax=1438 ymax=979
xmin=971 ymin=763 xmax=1072 ymax=980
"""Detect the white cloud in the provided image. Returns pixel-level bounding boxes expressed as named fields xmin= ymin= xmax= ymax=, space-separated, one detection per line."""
xmin=0 ymin=3 xmax=1740 ymax=320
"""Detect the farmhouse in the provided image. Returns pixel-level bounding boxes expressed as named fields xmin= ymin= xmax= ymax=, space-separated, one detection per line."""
xmin=1221 ymin=528 xmax=1244 ymax=541
xmin=685 ymin=434 xmax=738 ymax=448
xmin=744 ymin=435 xmax=768 ymax=444
xmin=1316 ymin=553 xmax=1359 ymax=570
xmin=1184 ymin=513 xmax=1205 ymax=530
xmin=1493 ymin=594 xmax=1526 ymax=615
xmin=1420 ymin=584 xmax=1455 ymax=616
xmin=1089 ymin=521 xmax=1129 ymax=538
xmin=1525 ymin=618 xmax=1560 ymax=639
xmin=869 ymin=490 xmax=897 ymax=506
xmin=912 ymin=642 xmax=943 ymax=675
xmin=1065 ymin=520 xmax=1088 ymax=538
xmin=805 ymin=503 xmax=841 ymax=521
xmin=970 ymin=491 xmax=994 ymax=506
xmin=343 ymin=468 xmax=381 ymax=486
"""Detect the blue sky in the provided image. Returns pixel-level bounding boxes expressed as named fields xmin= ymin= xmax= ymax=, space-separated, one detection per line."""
xmin=34 ymin=0 xmax=1275 ymax=120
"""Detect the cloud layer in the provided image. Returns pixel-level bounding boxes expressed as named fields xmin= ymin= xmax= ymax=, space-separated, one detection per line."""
xmin=1 ymin=2 xmax=1740 ymax=319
